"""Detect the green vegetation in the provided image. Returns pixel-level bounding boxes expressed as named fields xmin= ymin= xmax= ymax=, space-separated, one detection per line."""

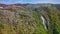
xmin=0 ymin=4 xmax=60 ymax=34
xmin=48 ymin=7 xmax=60 ymax=34
xmin=20 ymin=13 xmax=30 ymax=19
xmin=33 ymin=10 xmax=47 ymax=34
xmin=0 ymin=22 xmax=4 ymax=29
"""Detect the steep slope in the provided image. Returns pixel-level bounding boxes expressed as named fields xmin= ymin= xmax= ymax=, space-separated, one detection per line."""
xmin=0 ymin=4 xmax=60 ymax=34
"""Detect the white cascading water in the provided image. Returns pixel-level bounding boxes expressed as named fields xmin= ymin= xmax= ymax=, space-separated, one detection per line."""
xmin=41 ymin=16 xmax=47 ymax=30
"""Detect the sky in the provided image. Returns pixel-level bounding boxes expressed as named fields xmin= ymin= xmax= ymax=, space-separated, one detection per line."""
xmin=0 ymin=0 xmax=60 ymax=4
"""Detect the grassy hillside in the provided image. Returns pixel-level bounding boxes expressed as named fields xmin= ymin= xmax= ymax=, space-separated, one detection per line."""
xmin=0 ymin=4 xmax=60 ymax=34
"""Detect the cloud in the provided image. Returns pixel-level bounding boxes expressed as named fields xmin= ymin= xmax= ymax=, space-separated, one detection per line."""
xmin=0 ymin=0 xmax=60 ymax=4
xmin=49 ymin=0 xmax=60 ymax=4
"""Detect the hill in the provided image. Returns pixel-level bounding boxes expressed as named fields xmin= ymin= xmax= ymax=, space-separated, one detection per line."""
xmin=0 ymin=4 xmax=60 ymax=34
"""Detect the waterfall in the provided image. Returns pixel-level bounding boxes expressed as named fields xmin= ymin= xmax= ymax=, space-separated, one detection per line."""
xmin=41 ymin=16 xmax=48 ymax=30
